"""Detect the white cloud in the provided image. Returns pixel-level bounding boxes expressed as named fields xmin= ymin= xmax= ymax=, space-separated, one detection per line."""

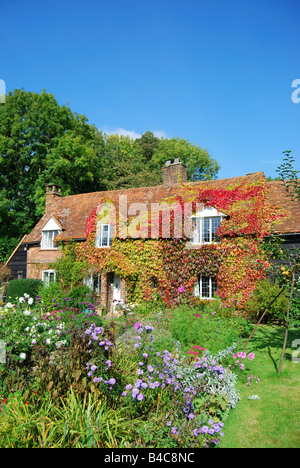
xmin=101 ymin=127 xmax=142 ymax=140
xmin=101 ymin=127 xmax=167 ymax=140
xmin=152 ymin=130 xmax=167 ymax=139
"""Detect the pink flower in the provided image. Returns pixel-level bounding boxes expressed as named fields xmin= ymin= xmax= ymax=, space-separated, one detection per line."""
xmin=232 ymin=354 xmax=237 ymax=359
xmin=178 ymin=286 xmax=185 ymax=293
xmin=248 ymin=353 xmax=255 ymax=360
xmin=238 ymin=352 xmax=247 ymax=359
xmin=134 ymin=322 xmax=141 ymax=330
xmin=195 ymin=314 xmax=200 ymax=317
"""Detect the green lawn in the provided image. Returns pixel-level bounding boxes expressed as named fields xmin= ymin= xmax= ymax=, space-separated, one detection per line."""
xmin=220 ymin=325 xmax=300 ymax=448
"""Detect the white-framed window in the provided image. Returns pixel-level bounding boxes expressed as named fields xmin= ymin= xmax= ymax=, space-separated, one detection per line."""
xmin=41 ymin=230 xmax=60 ymax=249
xmin=84 ymin=273 xmax=101 ymax=294
xmin=95 ymin=224 xmax=113 ymax=248
xmin=191 ymin=207 xmax=222 ymax=244
xmin=42 ymin=269 xmax=56 ymax=286
xmin=41 ymin=217 xmax=61 ymax=249
xmin=194 ymin=275 xmax=218 ymax=299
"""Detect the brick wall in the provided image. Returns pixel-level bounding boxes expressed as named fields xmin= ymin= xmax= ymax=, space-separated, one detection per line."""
xmin=27 ymin=245 xmax=62 ymax=280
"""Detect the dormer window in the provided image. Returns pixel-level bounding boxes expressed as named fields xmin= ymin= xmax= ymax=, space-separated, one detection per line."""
xmin=95 ymin=223 xmax=113 ymax=248
xmin=41 ymin=217 xmax=61 ymax=249
xmin=191 ymin=207 xmax=223 ymax=244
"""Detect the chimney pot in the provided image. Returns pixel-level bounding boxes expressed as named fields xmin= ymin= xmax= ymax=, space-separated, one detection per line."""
xmin=45 ymin=183 xmax=61 ymax=212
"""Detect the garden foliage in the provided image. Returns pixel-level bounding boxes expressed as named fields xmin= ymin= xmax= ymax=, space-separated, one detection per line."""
xmin=0 ymin=290 xmax=257 ymax=448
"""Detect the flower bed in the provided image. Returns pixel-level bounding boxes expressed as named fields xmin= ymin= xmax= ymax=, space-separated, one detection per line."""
xmin=0 ymin=293 xmax=258 ymax=448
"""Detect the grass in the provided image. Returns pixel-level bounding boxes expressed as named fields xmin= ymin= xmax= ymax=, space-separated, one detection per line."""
xmin=220 ymin=325 xmax=300 ymax=448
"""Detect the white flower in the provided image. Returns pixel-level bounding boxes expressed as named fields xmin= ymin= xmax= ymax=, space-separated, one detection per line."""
xmin=19 ymin=297 xmax=25 ymax=303
xmin=55 ymin=340 xmax=66 ymax=349
xmin=28 ymin=298 xmax=33 ymax=305
xmin=23 ymin=310 xmax=31 ymax=316
xmin=19 ymin=353 xmax=26 ymax=360
xmin=31 ymin=339 xmax=37 ymax=345
xmin=6 ymin=302 xmax=13 ymax=308
xmin=46 ymin=338 xmax=51 ymax=345
xmin=24 ymin=293 xmax=29 ymax=298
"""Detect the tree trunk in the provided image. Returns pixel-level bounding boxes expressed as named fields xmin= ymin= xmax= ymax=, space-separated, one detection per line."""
xmin=278 ymin=260 xmax=297 ymax=375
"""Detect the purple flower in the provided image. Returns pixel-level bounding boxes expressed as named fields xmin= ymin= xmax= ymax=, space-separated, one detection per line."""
xmin=125 ymin=384 xmax=132 ymax=390
xmin=137 ymin=393 xmax=144 ymax=401
xmin=178 ymin=286 xmax=185 ymax=293
xmin=108 ymin=378 xmax=116 ymax=385
xmin=171 ymin=427 xmax=178 ymax=434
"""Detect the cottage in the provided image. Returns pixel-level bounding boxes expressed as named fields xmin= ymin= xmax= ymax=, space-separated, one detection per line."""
xmin=10 ymin=161 xmax=300 ymax=310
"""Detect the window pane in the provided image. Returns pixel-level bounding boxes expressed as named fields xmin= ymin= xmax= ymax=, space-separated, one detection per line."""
xmin=109 ymin=225 xmax=113 ymax=246
xmin=194 ymin=276 xmax=200 ymax=296
xmin=192 ymin=217 xmax=200 ymax=244
xmin=101 ymin=224 xmax=109 ymax=246
xmin=211 ymin=217 xmax=221 ymax=241
xmin=203 ymin=218 xmax=210 ymax=243
xmin=42 ymin=230 xmax=59 ymax=248
xmin=201 ymin=276 xmax=210 ymax=298
xmin=211 ymin=278 xmax=218 ymax=297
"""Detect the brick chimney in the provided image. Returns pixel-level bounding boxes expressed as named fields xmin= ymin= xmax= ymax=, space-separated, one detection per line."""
xmin=162 ymin=159 xmax=187 ymax=185
xmin=45 ymin=184 xmax=61 ymax=213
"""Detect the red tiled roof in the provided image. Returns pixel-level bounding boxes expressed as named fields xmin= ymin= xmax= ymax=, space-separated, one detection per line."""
xmin=265 ymin=180 xmax=300 ymax=234
xmin=23 ymin=172 xmax=300 ymax=243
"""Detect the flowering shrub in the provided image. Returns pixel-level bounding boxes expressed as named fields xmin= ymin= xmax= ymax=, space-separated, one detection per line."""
xmin=0 ymin=294 xmax=68 ymax=362
xmin=84 ymin=319 xmax=256 ymax=447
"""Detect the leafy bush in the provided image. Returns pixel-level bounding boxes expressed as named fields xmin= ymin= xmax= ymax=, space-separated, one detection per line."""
xmin=6 ymin=279 xmax=43 ymax=303
xmin=36 ymin=282 xmax=98 ymax=314
xmin=0 ymin=389 xmax=131 ymax=448
xmin=169 ymin=304 xmax=249 ymax=355
xmin=244 ymin=279 xmax=288 ymax=324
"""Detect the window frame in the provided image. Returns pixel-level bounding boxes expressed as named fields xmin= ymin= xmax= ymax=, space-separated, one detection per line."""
xmin=41 ymin=229 xmax=60 ymax=249
xmin=84 ymin=272 xmax=101 ymax=295
xmin=42 ymin=269 xmax=56 ymax=286
xmin=191 ymin=207 xmax=223 ymax=245
xmin=194 ymin=275 xmax=218 ymax=300
xmin=95 ymin=223 xmax=113 ymax=248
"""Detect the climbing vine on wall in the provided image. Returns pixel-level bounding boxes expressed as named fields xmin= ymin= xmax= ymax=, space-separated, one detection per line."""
xmin=71 ymin=175 xmax=286 ymax=311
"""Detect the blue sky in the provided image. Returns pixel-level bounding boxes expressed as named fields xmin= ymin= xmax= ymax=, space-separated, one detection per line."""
xmin=1 ymin=0 xmax=299 ymax=180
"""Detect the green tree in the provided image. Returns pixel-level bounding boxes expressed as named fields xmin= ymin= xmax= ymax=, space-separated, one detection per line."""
xmin=0 ymin=89 xmax=104 ymax=261
xmin=102 ymin=132 xmax=219 ymax=190
xmin=150 ymin=136 xmax=219 ymax=181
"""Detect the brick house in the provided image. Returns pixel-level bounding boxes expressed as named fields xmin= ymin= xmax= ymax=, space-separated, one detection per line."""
xmin=17 ymin=161 xmax=300 ymax=310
